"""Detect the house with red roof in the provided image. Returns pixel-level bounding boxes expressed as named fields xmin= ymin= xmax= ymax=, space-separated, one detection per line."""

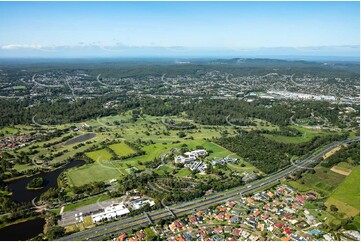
xmin=176 ymin=236 xmax=185 ymax=241
xmin=284 ymin=213 xmax=292 ymax=220
xmin=116 ymin=233 xmax=127 ymax=241
xmin=284 ymin=227 xmax=292 ymax=235
xmin=253 ymin=210 xmax=261 ymax=217
xmin=233 ymin=229 xmax=241 ymax=236
xmin=227 ymin=201 xmax=235 ymax=207
xmin=214 ymin=227 xmax=223 ymax=234
xmin=216 ymin=213 xmax=224 ymax=220
xmin=136 ymin=231 xmax=145 ymax=240
xmin=196 ymin=210 xmax=205 ymax=216
xmin=278 ymin=187 xmax=285 ymax=194
xmin=189 ymin=217 xmax=198 ymax=224
xmin=274 ymin=222 xmax=284 ymax=229
xmin=296 ymin=195 xmax=305 ymax=205
xmin=199 ymin=230 xmax=207 ymax=238
xmin=217 ymin=205 xmax=227 ymax=212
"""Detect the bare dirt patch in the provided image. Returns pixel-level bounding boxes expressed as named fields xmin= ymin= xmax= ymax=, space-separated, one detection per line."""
xmin=323 ymin=146 xmax=341 ymax=159
xmin=330 ymin=166 xmax=351 ymax=176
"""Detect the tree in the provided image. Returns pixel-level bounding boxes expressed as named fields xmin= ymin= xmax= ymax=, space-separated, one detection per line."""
xmin=177 ymin=131 xmax=186 ymax=138
xmin=27 ymin=177 xmax=44 ymax=189
xmin=46 ymin=226 xmax=65 ymax=240
xmin=330 ymin=204 xmax=338 ymax=212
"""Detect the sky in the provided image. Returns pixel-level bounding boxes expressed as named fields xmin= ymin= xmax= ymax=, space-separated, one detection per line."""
xmin=0 ymin=1 xmax=359 ymax=58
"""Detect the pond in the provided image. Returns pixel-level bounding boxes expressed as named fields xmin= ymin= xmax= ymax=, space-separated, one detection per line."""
xmin=64 ymin=133 xmax=96 ymax=146
xmin=0 ymin=217 xmax=45 ymax=241
xmin=7 ymin=160 xmax=85 ymax=203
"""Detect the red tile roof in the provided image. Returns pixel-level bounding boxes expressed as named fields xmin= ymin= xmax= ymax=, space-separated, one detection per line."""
xmin=176 ymin=236 xmax=185 ymax=241
xmin=233 ymin=229 xmax=241 ymax=236
xmin=136 ymin=231 xmax=145 ymax=239
xmin=217 ymin=206 xmax=227 ymax=212
xmin=284 ymin=227 xmax=292 ymax=235
xmin=281 ymin=237 xmax=291 ymax=241
xmin=227 ymin=201 xmax=235 ymax=207
xmin=216 ymin=213 xmax=224 ymax=220
xmin=274 ymin=222 xmax=284 ymax=229
xmin=189 ymin=217 xmax=198 ymax=223
xmin=116 ymin=233 xmax=127 ymax=241
xmin=214 ymin=227 xmax=223 ymax=233
xmin=296 ymin=195 xmax=305 ymax=204
xmin=253 ymin=210 xmax=261 ymax=217
xmin=284 ymin=213 xmax=292 ymax=219
xmin=200 ymin=231 xmax=207 ymax=237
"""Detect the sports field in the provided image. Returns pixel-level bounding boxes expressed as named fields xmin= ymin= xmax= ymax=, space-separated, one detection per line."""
xmin=67 ymin=161 xmax=124 ymax=186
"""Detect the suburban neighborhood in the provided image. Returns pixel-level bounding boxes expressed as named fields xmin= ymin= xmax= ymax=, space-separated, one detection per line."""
xmin=114 ymin=185 xmax=359 ymax=241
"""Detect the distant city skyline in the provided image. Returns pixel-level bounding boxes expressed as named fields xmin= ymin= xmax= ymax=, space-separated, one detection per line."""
xmin=0 ymin=1 xmax=359 ymax=58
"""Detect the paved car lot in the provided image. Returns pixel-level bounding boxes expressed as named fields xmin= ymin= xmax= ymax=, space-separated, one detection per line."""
xmin=58 ymin=197 xmax=123 ymax=226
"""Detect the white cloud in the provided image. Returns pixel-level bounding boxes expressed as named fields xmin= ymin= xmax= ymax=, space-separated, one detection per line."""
xmin=1 ymin=44 xmax=43 ymax=50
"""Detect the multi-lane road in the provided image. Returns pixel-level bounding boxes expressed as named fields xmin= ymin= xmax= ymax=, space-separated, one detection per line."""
xmin=58 ymin=137 xmax=359 ymax=241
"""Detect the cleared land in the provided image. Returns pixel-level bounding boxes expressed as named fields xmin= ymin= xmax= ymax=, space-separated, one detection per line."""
xmin=323 ymin=146 xmax=342 ymax=159
xmin=330 ymin=166 xmax=351 ymax=176
xmin=325 ymin=166 xmax=360 ymax=216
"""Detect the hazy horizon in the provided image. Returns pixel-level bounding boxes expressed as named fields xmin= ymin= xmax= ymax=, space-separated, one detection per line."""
xmin=0 ymin=1 xmax=359 ymax=58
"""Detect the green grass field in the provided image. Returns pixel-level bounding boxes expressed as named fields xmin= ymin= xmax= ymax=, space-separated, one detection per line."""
xmin=176 ymin=168 xmax=192 ymax=177
xmin=66 ymin=138 xmax=258 ymax=186
xmin=86 ymin=149 xmax=113 ymax=162
xmin=0 ymin=127 xmax=19 ymax=135
xmin=325 ymin=166 xmax=360 ymax=216
xmin=263 ymin=126 xmax=334 ymax=144
xmin=285 ymin=180 xmax=311 ymax=192
xmin=155 ymin=164 xmax=175 ymax=175
xmin=125 ymin=167 xmax=138 ymax=174
xmin=301 ymin=167 xmax=346 ymax=195
xmin=66 ymin=161 xmax=124 ymax=186
xmin=109 ymin=142 xmax=136 ymax=157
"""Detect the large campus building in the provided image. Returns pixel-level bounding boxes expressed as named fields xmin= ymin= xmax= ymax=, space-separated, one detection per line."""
xmin=91 ymin=203 xmax=130 ymax=223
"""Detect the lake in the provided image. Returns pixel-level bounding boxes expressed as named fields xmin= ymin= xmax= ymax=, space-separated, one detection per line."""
xmin=0 ymin=217 xmax=45 ymax=241
xmin=7 ymin=160 xmax=85 ymax=203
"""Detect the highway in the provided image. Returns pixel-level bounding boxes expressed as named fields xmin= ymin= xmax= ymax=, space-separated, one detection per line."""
xmin=58 ymin=137 xmax=359 ymax=241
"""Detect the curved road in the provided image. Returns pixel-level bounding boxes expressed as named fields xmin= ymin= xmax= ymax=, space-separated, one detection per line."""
xmin=58 ymin=137 xmax=359 ymax=241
